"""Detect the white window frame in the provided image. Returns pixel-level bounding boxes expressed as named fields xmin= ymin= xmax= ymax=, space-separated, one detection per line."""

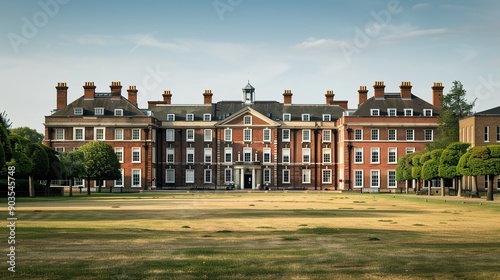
xmin=132 ymin=128 xmax=141 ymax=140
xmin=425 ymin=129 xmax=433 ymax=141
xmin=322 ymin=148 xmax=331 ymax=163
xmin=224 ymin=128 xmax=232 ymax=142
xmin=354 ymin=147 xmax=364 ymax=164
xmin=282 ymin=129 xmax=290 ymax=142
xmin=301 ymin=114 xmax=310 ymax=121
xmin=114 ymin=169 xmax=124 ymax=187
xmin=388 ymin=147 xmax=397 ymax=164
xmin=388 ymin=170 xmax=397 ymax=188
xmin=484 ymin=126 xmax=489 ymax=142
xmin=94 ymin=107 xmax=104 ymax=116
xmin=167 ymin=114 xmax=175 ymax=121
xmin=370 ymin=109 xmax=380 ymax=116
xmin=354 ymin=170 xmax=363 ymax=188
xmin=166 ymin=148 xmax=175 ymax=163
xmin=388 ymin=129 xmax=397 ymax=141
xmin=204 ymin=148 xmax=212 ymax=163
xmin=322 ymin=169 xmax=332 ymax=184
xmin=224 ymin=168 xmax=233 ymax=183
xmin=302 ymin=169 xmax=311 ymax=184
xmin=406 ymin=147 xmax=416 ymax=154
xmin=244 ymin=128 xmax=252 ymax=142
xmin=74 ymin=127 xmax=84 ymax=140
xmin=166 ymin=129 xmax=175 ymax=142
xmin=132 ymin=147 xmax=141 ymax=163
xmin=371 ymin=147 xmax=380 ymax=164
xmin=185 ymin=169 xmax=194 ymax=183
xmin=282 ymin=148 xmax=290 ymax=164
xmin=74 ymin=107 xmax=83 ymax=115
xmin=404 ymin=109 xmax=413 ymax=116
xmin=263 ymin=129 xmax=271 ymax=142
xmin=263 ymin=168 xmax=271 ymax=184
xmin=283 ymin=113 xmax=291 ymax=121
xmin=406 ymin=129 xmax=414 ymax=141
xmin=224 ymin=147 xmax=232 ymax=163
xmin=423 ymin=109 xmax=433 ymax=117
xmin=203 ymin=114 xmax=211 ymax=121
xmin=282 ymin=169 xmax=290 ymax=184
xmin=302 ymin=148 xmax=311 ymax=164
xmin=371 ymin=129 xmax=379 ymax=141
xmin=186 ymin=148 xmax=195 ymax=164
xmin=115 ymin=147 xmax=124 ymax=163
xmin=388 ymin=108 xmax=397 ymax=116
xmin=204 ymin=129 xmax=212 ymax=142
xmin=263 ymin=148 xmax=271 ymax=163
xmin=131 ymin=169 xmax=141 ymax=188
xmin=186 ymin=129 xmax=195 ymax=142
xmin=94 ymin=127 xmax=105 ymax=141
xmin=204 ymin=169 xmax=212 ymax=183
xmin=243 ymin=147 xmax=252 ymax=162
xmin=302 ymin=129 xmax=311 ymax=142
xmin=370 ymin=170 xmax=380 ymax=188
xmin=186 ymin=114 xmax=194 ymax=121
xmin=165 ymin=169 xmax=175 ymax=183
xmin=115 ymin=128 xmax=124 ymax=140
xmin=322 ymin=114 xmax=331 ymax=121
xmin=354 ymin=129 xmax=362 ymax=141
xmin=114 ymin=109 xmax=123 ymax=116
xmin=322 ymin=130 xmax=331 ymax=142
xmin=55 ymin=128 xmax=65 ymax=140
xmin=244 ymin=115 xmax=252 ymax=125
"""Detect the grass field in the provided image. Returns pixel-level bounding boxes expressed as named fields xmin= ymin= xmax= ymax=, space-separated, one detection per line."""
xmin=2 ymin=191 xmax=500 ymax=279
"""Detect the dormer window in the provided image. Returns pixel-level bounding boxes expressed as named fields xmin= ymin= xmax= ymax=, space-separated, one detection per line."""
xmin=203 ymin=114 xmax=211 ymax=121
xmin=388 ymin=108 xmax=397 ymax=116
xmin=404 ymin=109 xmax=413 ymax=116
xmin=423 ymin=109 xmax=433 ymax=116
xmin=283 ymin=113 xmax=291 ymax=121
xmin=114 ymin=109 xmax=123 ymax=116
xmin=322 ymin=114 xmax=331 ymax=121
xmin=301 ymin=114 xmax=310 ymax=121
xmin=244 ymin=115 xmax=252 ymax=125
xmin=167 ymin=114 xmax=175 ymax=121
xmin=94 ymin=107 xmax=104 ymax=116
xmin=370 ymin=109 xmax=380 ymax=116
xmin=186 ymin=114 xmax=194 ymax=121
xmin=74 ymin=107 xmax=83 ymax=116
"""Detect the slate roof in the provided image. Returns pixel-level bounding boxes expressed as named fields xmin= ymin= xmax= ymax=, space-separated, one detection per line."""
xmin=353 ymin=93 xmax=440 ymax=116
xmin=50 ymin=94 xmax=147 ymax=117
xmin=474 ymin=105 xmax=500 ymax=116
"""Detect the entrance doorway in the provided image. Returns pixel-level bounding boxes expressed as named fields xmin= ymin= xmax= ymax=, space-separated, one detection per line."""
xmin=244 ymin=174 xmax=252 ymax=189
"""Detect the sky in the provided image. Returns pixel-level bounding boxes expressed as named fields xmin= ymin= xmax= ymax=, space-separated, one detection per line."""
xmin=1 ymin=0 xmax=499 ymax=133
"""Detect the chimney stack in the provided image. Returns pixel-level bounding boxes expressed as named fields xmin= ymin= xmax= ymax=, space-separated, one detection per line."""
xmin=83 ymin=82 xmax=96 ymax=99
xmin=203 ymin=89 xmax=213 ymax=104
xmin=400 ymin=81 xmax=412 ymax=99
xmin=110 ymin=81 xmax=122 ymax=99
xmin=163 ymin=90 xmax=172 ymax=104
xmin=283 ymin=90 xmax=293 ymax=104
xmin=358 ymin=86 xmax=368 ymax=107
xmin=373 ymin=81 xmax=385 ymax=99
xmin=127 ymin=85 xmax=138 ymax=106
xmin=432 ymin=82 xmax=444 ymax=108
xmin=325 ymin=90 xmax=335 ymax=105
xmin=56 ymin=82 xmax=68 ymax=110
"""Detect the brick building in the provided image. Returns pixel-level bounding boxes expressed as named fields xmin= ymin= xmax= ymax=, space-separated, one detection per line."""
xmin=459 ymin=106 xmax=500 ymax=191
xmin=44 ymin=81 xmax=442 ymax=191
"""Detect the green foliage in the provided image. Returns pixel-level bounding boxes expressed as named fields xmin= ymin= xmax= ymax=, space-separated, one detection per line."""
xmin=411 ymin=154 xmax=422 ymax=180
xmin=402 ymin=154 xmax=415 ymax=180
xmin=431 ymin=81 xmax=475 ymax=149
xmin=6 ymin=150 xmax=32 ymax=177
xmin=395 ymin=155 xmax=407 ymax=182
xmin=0 ymin=144 xmax=5 ymax=172
xmin=60 ymin=151 xmax=85 ymax=179
xmin=438 ymin=142 xmax=470 ymax=179
xmin=421 ymin=149 xmax=443 ymax=180
xmin=457 ymin=151 xmax=472 ymax=176
xmin=11 ymin=126 xmax=44 ymax=143
xmin=30 ymin=143 xmax=49 ymax=178
xmin=0 ymin=111 xmax=12 ymax=129
xmin=41 ymin=145 xmax=64 ymax=180
xmin=0 ymin=121 xmax=12 ymax=162
xmin=80 ymin=141 xmax=121 ymax=181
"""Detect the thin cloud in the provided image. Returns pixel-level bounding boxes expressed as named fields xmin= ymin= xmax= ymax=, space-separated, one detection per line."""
xmin=292 ymin=38 xmax=347 ymax=51
xmin=380 ymin=28 xmax=450 ymax=43
xmin=412 ymin=3 xmax=430 ymax=10
xmin=127 ymin=34 xmax=190 ymax=53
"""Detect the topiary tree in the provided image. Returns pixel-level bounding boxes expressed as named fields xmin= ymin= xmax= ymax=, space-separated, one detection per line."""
xmin=439 ymin=142 xmax=470 ymax=196
xmin=463 ymin=145 xmax=500 ymax=201
xmin=422 ymin=149 xmax=443 ymax=196
xmin=80 ymin=141 xmax=121 ymax=194
xmin=457 ymin=149 xmax=476 ymax=197
xmin=411 ymin=153 xmax=423 ymax=192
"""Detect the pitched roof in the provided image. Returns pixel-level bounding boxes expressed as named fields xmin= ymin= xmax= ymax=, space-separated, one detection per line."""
xmin=353 ymin=93 xmax=439 ymax=116
xmin=474 ymin=105 xmax=500 ymax=116
xmin=50 ymin=95 xmax=147 ymax=117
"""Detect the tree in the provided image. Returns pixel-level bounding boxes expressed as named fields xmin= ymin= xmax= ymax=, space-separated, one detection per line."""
xmin=0 ymin=111 xmax=12 ymax=130
xmin=422 ymin=149 xmax=443 ymax=195
xmin=27 ymin=143 xmax=49 ymax=197
xmin=80 ymin=141 xmax=121 ymax=194
xmin=438 ymin=142 xmax=470 ymax=197
xmin=0 ymin=119 xmax=12 ymax=172
xmin=11 ymin=126 xmax=44 ymax=143
xmin=461 ymin=145 xmax=500 ymax=201
xmin=41 ymin=145 xmax=63 ymax=196
xmin=431 ymin=81 xmax=475 ymax=149
xmin=59 ymin=151 xmax=85 ymax=197
xmin=457 ymin=150 xmax=477 ymax=197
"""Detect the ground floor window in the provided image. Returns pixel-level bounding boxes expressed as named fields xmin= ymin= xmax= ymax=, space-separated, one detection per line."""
xmin=370 ymin=170 xmax=380 ymax=188
xmin=225 ymin=168 xmax=233 ymax=183
xmin=132 ymin=169 xmax=141 ymax=187
xmin=302 ymin=169 xmax=311 ymax=184
xmin=165 ymin=169 xmax=175 ymax=183
xmin=388 ymin=170 xmax=396 ymax=188
xmin=186 ymin=170 xmax=194 ymax=183
xmin=282 ymin=169 xmax=290 ymax=184
xmin=354 ymin=170 xmax=363 ymax=188
xmin=204 ymin=169 xmax=212 ymax=183
xmin=115 ymin=169 xmax=124 ymax=187
xmin=263 ymin=168 xmax=271 ymax=184
xmin=322 ymin=169 xmax=332 ymax=184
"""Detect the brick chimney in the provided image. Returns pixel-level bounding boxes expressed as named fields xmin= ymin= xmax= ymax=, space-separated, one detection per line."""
xmin=400 ymin=81 xmax=412 ymax=99
xmin=325 ymin=90 xmax=334 ymax=105
xmin=283 ymin=90 xmax=293 ymax=104
xmin=110 ymin=81 xmax=122 ymax=99
xmin=432 ymin=82 xmax=444 ymax=108
xmin=83 ymin=82 xmax=96 ymax=99
xmin=56 ymin=82 xmax=68 ymax=110
xmin=203 ymin=89 xmax=213 ymax=104
xmin=163 ymin=90 xmax=172 ymax=104
xmin=127 ymin=85 xmax=138 ymax=106
xmin=358 ymin=86 xmax=368 ymax=107
xmin=373 ymin=81 xmax=385 ymax=99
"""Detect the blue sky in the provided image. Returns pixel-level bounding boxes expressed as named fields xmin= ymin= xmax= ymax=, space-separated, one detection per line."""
xmin=1 ymin=0 xmax=499 ymax=133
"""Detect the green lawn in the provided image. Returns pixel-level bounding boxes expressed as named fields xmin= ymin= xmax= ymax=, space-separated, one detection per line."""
xmin=2 ymin=192 xmax=500 ymax=279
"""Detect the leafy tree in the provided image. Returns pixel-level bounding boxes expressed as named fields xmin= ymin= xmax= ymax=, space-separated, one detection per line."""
xmin=422 ymin=149 xmax=443 ymax=195
xmin=80 ymin=141 xmax=121 ymax=194
xmin=0 ymin=111 xmax=12 ymax=130
xmin=431 ymin=81 xmax=475 ymax=149
xmin=59 ymin=151 xmax=85 ymax=197
xmin=396 ymin=154 xmax=408 ymax=182
xmin=457 ymin=149 xmax=477 ymax=197
xmin=0 ymin=120 xmax=12 ymax=170
xmin=41 ymin=145 xmax=63 ymax=196
xmin=438 ymin=142 xmax=470 ymax=196
xmin=11 ymin=126 xmax=44 ymax=143
xmin=462 ymin=145 xmax=500 ymax=201
xmin=27 ymin=143 xmax=49 ymax=197
xmin=6 ymin=134 xmax=32 ymax=178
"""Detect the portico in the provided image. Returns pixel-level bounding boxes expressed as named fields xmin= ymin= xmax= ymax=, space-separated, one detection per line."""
xmin=234 ymin=164 xmax=262 ymax=190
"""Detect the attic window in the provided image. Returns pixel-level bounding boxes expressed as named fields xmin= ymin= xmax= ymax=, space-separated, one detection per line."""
xmin=167 ymin=114 xmax=175 ymax=121
xmin=370 ymin=109 xmax=380 ymax=116
xmin=322 ymin=114 xmax=331 ymax=121
xmin=301 ymin=114 xmax=310 ymax=121
xmin=94 ymin=108 xmax=104 ymax=116
xmin=203 ymin=114 xmax=211 ymax=121
xmin=244 ymin=116 xmax=252 ymax=125
xmin=74 ymin=107 xmax=83 ymax=115
xmin=423 ymin=109 xmax=433 ymax=116
xmin=186 ymin=114 xmax=194 ymax=121
xmin=114 ymin=109 xmax=123 ymax=116
xmin=283 ymin=113 xmax=291 ymax=121
xmin=388 ymin=108 xmax=397 ymax=116
xmin=404 ymin=109 xmax=413 ymax=116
